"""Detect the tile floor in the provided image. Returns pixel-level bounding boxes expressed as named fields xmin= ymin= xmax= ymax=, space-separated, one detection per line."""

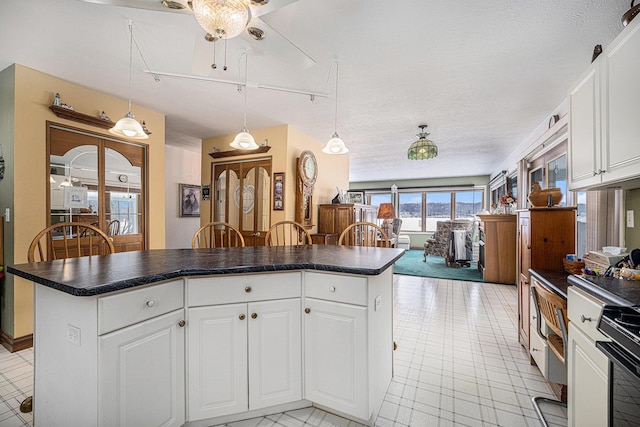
xmin=0 ymin=275 xmax=566 ymax=427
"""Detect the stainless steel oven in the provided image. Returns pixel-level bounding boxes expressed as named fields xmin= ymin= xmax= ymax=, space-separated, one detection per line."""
xmin=597 ymin=306 xmax=640 ymax=426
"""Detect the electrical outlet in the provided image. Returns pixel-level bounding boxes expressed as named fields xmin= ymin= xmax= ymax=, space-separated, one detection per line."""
xmin=628 ymin=210 xmax=635 ymax=228
xmin=67 ymin=324 xmax=81 ymax=346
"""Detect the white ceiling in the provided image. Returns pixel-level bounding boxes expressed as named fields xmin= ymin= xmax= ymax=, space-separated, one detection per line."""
xmin=0 ymin=0 xmax=631 ymax=182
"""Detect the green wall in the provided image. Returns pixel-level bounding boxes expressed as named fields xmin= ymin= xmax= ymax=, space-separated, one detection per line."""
xmin=626 ymin=188 xmax=640 ymax=250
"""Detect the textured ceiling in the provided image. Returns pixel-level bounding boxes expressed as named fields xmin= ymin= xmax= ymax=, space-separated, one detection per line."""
xmin=0 ymin=0 xmax=631 ymax=182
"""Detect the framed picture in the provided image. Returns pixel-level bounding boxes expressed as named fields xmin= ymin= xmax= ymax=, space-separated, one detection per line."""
xmin=273 ymin=172 xmax=285 ymax=211
xmin=346 ymin=191 xmax=364 ymax=204
xmin=180 ymin=183 xmax=201 ymax=217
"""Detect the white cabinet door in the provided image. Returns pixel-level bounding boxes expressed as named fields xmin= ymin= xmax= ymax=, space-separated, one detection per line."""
xmin=567 ymin=322 xmax=609 ymax=427
xmin=99 ymin=309 xmax=185 ymax=427
xmin=188 ymin=303 xmax=248 ymax=419
xmin=248 ymin=299 xmax=302 ymax=410
xmin=304 ymin=298 xmax=368 ymax=420
xmin=569 ymin=61 xmax=602 ymax=190
xmin=603 ymin=19 xmax=640 ymax=184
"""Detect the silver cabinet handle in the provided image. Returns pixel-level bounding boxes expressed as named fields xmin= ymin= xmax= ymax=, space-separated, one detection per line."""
xmin=146 ymin=300 xmax=156 ymax=308
xmin=580 ymin=315 xmax=592 ymax=323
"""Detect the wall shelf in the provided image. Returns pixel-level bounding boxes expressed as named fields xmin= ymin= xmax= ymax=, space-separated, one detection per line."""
xmin=49 ymin=106 xmax=151 ymax=135
xmin=209 ymin=146 xmax=271 ymax=159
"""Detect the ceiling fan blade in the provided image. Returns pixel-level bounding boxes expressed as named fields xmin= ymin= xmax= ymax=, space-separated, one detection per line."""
xmin=243 ymin=17 xmax=315 ymax=68
xmin=79 ymin=0 xmax=193 ymax=14
xmin=249 ymin=0 xmax=298 ymax=18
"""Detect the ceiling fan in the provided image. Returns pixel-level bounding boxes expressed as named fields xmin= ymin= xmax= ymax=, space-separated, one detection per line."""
xmin=80 ymin=0 xmax=316 ymax=73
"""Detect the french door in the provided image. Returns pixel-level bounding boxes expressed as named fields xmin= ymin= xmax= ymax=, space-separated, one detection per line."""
xmin=47 ymin=124 xmax=147 ymax=252
xmin=213 ymin=158 xmax=271 ymax=246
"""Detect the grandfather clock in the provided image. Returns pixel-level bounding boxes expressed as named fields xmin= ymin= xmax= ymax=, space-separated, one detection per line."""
xmin=295 ymin=150 xmax=317 ymax=229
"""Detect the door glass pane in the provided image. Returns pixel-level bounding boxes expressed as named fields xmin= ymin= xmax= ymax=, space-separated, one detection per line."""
xmin=399 ymin=192 xmax=422 ymax=232
xmin=530 ymin=167 xmax=544 ymax=189
xmin=105 ymin=148 xmax=141 ymax=235
xmin=226 ymin=170 xmax=240 ymax=228
xmin=215 ymin=170 xmax=227 ymax=223
xmin=548 ymin=154 xmax=567 ymax=206
xmin=240 ymin=167 xmax=256 ymax=231
xmin=427 ymin=192 xmax=452 ymax=231
xmin=455 ymin=191 xmax=482 ymax=219
xmin=257 ymin=167 xmax=270 ymax=232
xmin=50 ymin=145 xmax=98 ymax=229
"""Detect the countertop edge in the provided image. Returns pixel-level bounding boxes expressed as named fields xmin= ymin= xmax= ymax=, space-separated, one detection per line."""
xmin=8 ymin=251 xmax=404 ymax=297
xmin=528 ymin=269 xmax=569 ymax=300
xmin=567 ymin=274 xmax=635 ymax=307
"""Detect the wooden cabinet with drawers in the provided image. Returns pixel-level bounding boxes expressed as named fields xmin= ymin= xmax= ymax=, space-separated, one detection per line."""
xmin=517 ymin=207 xmax=576 ymax=351
xmin=477 ymin=214 xmax=516 ymax=284
xmin=317 ymin=204 xmax=377 ymax=242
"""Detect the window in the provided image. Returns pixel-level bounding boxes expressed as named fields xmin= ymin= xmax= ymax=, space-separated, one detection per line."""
xmin=368 ymin=193 xmax=392 ymax=210
xmin=547 ymin=154 xmax=567 ymax=206
xmin=576 ymin=191 xmax=587 ymax=258
xmin=399 ymin=192 xmax=423 ymax=232
xmin=397 ymin=188 xmax=484 ymax=232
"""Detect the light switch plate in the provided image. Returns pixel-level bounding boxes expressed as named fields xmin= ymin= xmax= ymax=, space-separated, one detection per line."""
xmin=627 ymin=210 xmax=635 ymax=228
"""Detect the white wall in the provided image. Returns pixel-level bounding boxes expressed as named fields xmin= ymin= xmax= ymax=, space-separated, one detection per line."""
xmin=165 ymin=143 xmax=202 ymax=249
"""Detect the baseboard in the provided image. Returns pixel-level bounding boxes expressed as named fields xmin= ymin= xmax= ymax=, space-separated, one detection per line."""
xmin=0 ymin=330 xmax=33 ymax=352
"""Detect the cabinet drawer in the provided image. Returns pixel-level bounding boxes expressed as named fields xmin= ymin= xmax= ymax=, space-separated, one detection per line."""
xmin=304 ymin=272 xmax=367 ymax=306
xmin=530 ymin=325 xmax=548 ymax=376
xmin=187 ymin=272 xmax=301 ymax=307
xmin=568 ymin=286 xmax=608 ymax=343
xmin=98 ymin=280 xmax=184 ymax=335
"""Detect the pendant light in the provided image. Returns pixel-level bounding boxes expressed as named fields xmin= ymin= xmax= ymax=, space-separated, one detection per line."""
xmin=407 ymin=124 xmax=437 ymax=160
xmin=109 ymin=21 xmax=148 ymax=140
xmin=323 ymin=61 xmax=349 ymax=155
xmin=230 ymin=52 xmax=258 ymax=150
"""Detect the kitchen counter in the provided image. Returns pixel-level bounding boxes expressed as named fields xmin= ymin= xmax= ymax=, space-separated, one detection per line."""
xmin=529 ymin=269 xmax=570 ymax=300
xmin=8 ymin=245 xmax=405 ymax=296
xmin=568 ymin=274 xmax=640 ymax=307
xmin=10 ymin=246 xmax=403 ymax=427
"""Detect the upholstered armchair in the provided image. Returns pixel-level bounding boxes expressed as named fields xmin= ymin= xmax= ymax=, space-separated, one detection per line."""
xmin=423 ymin=219 xmax=474 ymax=266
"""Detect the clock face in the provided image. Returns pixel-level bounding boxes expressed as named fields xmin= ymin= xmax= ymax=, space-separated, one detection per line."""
xmin=118 ymin=174 xmax=128 ymax=183
xmin=298 ymin=150 xmax=317 ymax=187
xmin=304 ymin=157 xmax=316 ymax=179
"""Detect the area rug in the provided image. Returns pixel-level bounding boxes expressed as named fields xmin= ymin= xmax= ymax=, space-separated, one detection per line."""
xmin=393 ymin=249 xmax=484 ymax=282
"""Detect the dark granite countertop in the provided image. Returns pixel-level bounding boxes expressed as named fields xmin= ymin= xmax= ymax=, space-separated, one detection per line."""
xmin=8 ymin=246 xmax=405 ymax=297
xmin=568 ymin=274 xmax=640 ymax=307
xmin=529 ymin=269 xmax=570 ymax=300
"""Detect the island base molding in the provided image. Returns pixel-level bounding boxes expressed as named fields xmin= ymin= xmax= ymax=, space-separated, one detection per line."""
xmin=183 ymin=401 xmax=312 ymax=427
xmin=0 ymin=330 xmax=32 ymax=353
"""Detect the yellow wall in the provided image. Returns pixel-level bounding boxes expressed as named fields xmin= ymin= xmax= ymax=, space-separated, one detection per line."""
xmin=6 ymin=65 xmax=165 ymax=339
xmin=201 ymin=125 xmax=349 ymax=233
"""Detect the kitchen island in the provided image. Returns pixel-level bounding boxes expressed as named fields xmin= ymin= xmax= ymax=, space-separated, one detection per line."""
xmin=9 ymin=245 xmax=404 ymax=427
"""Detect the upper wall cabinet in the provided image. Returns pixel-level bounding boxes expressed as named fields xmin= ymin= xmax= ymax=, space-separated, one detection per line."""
xmin=569 ymin=18 xmax=640 ymax=190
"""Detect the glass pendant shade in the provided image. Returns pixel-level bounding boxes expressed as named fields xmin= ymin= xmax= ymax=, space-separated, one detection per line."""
xmin=109 ymin=112 xmax=148 ymax=140
xmin=407 ymin=126 xmax=437 ymax=160
xmin=192 ymin=0 xmax=250 ymax=39
xmin=230 ymin=127 xmax=259 ymax=150
xmin=322 ymin=132 xmax=349 ymax=154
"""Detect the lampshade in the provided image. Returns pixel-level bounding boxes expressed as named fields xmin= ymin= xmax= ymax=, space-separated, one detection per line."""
xmin=407 ymin=125 xmax=437 ymax=160
xmin=322 ymin=132 xmax=349 ymax=154
xmin=192 ymin=0 xmax=250 ymax=40
xmin=109 ymin=112 xmax=148 ymax=140
xmin=377 ymin=203 xmax=396 ymax=219
xmin=230 ymin=128 xmax=259 ymax=150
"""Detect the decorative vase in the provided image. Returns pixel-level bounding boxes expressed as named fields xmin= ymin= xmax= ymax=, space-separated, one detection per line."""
xmin=502 ymin=206 xmax=507 ymax=215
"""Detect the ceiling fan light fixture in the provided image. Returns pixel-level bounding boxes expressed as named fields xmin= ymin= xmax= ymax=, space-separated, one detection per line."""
xmin=192 ymin=0 xmax=250 ymax=40
xmin=230 ymin=128 xmax=259 ymax=150
xmin=407 ymin=125 xmax=437 ymax=160
xmin=322 ymin=132 xmax=349 ymax=154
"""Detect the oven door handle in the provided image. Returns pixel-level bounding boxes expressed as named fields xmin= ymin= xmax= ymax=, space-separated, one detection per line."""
xmin=597 ymin=341 xmax=640 ymax=380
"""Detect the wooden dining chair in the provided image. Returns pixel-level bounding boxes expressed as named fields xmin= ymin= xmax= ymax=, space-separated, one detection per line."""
xmin=192 ymin=222 xmax=245 ymax=248
xmin=338 ymin=222 xmax=390 ymax=248
xmin=265 ymin=220 xmax=312 ymax=246
xmin=28 ymin=222 xmax=115 ymax=262
xmin=21 ymin=221 xmax=115 ymax=413
xmin=530 ymin=280 xmax=568 ymax=426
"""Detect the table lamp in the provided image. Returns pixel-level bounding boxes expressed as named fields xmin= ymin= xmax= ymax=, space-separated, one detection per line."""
xmin=377 ymin=203 xmax=396 ymax=238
